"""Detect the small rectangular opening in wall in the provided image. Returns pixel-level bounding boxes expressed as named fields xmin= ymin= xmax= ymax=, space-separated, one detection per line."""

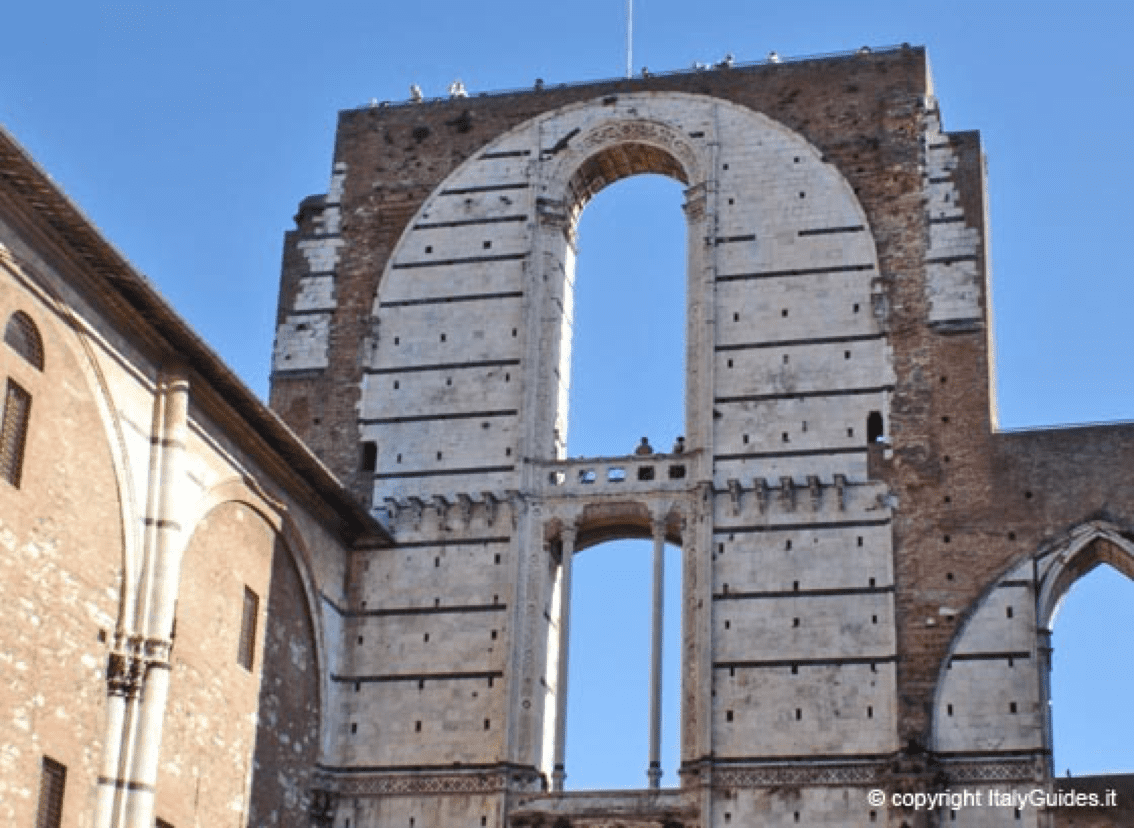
xmin=237 ymin=586 xmax=259 ymax=671
xmin=484 ymin=719 xmax=491 ymax=730
xmin=726 ymin=710 xmax=733 ymax=722
xmin=494 ymin=554 xmax=501 ymax=564
xmin=1007 ymin=606 xmax=1014 ymax=618
xmin=351 ymin=722 xmax=357 ymax=734
xmin=947 ymin=704 xmax=954 ymax=716
xmin=1010 ymin=702 xmax=1017 ymax=713
xmin=415 ymin=721 xmax=422 ymax=732
xmin=1 ymin=380 xmax=32 ymax=488
xmin=37 ymin=756 xmax=66 ymax=828
xmin=795 ymin=708 xmax=802 ymax=720
xmin=360 ymin=441 xmax=377 ymax=472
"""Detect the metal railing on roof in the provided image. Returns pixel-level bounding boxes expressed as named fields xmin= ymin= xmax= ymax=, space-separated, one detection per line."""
xmin=996 ymin=419 xmax=1134 ymax=434
xmin=354 ymin=43 xmax=916 ymax=111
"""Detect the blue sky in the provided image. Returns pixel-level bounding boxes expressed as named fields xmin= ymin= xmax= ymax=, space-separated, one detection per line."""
xmin=2 ymin=0 xmax=1131 ymax=787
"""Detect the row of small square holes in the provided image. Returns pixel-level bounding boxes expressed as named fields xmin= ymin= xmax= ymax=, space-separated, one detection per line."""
xmin=729 ymin=304 xmax=862 ymax=324
xmin=361 ymin=553 xmax=503 ymax=572
xmin=946 ymin=700 xmax=1021 ymax=716
xmin=728 ymin=812 xmax=885 ymax=824
xmin=724 ymin=705 xmax=874 ymax=722
xmin=723 ymin=610 xmax=880 ymax=630
xmin=725 ymin=350 xmax=856 ymax=370
xmin=725 ymin=663 xmax=882 ymax=677
xmin=345 ymin=814 xmax=491 ymax=828
xmin=392 ymin=447 xmax=513 ymax=463
xmin=391 ymin=329 xmax=518 ymax=346
xmin=350 ymin=716 xmax=495 ymax=734
xmin=717 ymin=536 xmax=867 ymax=555
xmin=392 ymin=372 xmax=511 ymax=389
xmin=739 ymin=424 xmax=862 ymax=444
xmin=355 ymin=628 xmax=498 ymax=646
xmin=422 ymin=241 xmax=495 ymax=254
xmin=353 ymin=594 xmax=501 ymax=611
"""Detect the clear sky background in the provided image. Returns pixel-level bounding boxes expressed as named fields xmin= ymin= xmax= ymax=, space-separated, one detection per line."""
xmin=2 ymin=0 xmax=1132 ymax=788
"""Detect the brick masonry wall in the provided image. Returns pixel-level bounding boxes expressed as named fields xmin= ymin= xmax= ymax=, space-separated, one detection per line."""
xmin=0 ymin=266 xmax=122 ymax=828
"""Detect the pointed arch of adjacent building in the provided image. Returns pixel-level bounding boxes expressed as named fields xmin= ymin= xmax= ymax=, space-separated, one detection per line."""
xmin=929 ymin=518 xmax=1134 ymax=772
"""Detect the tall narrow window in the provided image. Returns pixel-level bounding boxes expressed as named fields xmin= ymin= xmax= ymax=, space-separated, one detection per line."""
xmin=36 ymin=756 xmax=66 ymax=828
xmin=4 ymin=311 xmax=44 ymax=370
xmin=237 ymin=586 xmax=259 ymax=671
xmin=0 ymin=379 xmax=31 ymax=487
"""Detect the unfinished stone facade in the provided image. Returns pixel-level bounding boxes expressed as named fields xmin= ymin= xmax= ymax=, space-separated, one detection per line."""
xmin=269 ymin=46 xmax=1134 ymax=828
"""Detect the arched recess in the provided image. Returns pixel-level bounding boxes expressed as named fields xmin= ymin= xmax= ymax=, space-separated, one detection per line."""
xmin=181 ymin=477 xmax=332 ymax=751
xmin=166 ymin=491 xmax=326 ymax=826
xmin=930 ymin=520 xmax=1134 ymax=774
xmin=0 ymin=253 xmax=140 ymax=629
xmin=361 ymin=91 xmax=883 ymax=505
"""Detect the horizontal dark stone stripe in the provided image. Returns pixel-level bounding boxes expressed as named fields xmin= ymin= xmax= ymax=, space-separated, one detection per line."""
xmin=315 ymin=761 xmax=531 ymax=774
xmin=716 ymin=332 xmax=885 ymax=352
xmin=413 ymin=214 xmax=528 ymax=230
xmin=392 ymin=537 xmax=512 ymax=548
xmin=714 ymin=585 xmax=894 ymax=601
xmin=360 ymin=409 xmax=517 ymax=426
xmin=321 ymin=592 xmax=347 ymax=616
xmin=927 ymin=175 xmax=952 ymax=184
xmin=998 ymin=579 xmax=1033 ymax=589
xmin=715 ymin=446 xmax=867 ymax=461
xmin=929 ymin=215 xmax=966 ymax=224
xmin=348 ymin=603 xmax=506 ymax=618
xmin=710 ymin=752 xmax=895 ymax=765
xmin=97 ymin=777 xmax=156 ymax=793
xmin=283 ymin=306 xmax=334 ymax=317
xmin=366 ymin=358 xmax=520 ymax=375
xmin=716 ymin=263 xmax=874 ymax=283
xmin=375 ymin=465 xmax=515 ymax=480
xmin=479 ymin=150 xmax=531 ymax=159
xmin=715 ymin=233 xmax=756 ymax=244
xmin=714 ymin=518 xmax=891 ymax=534
xmin=716 ymin=655 xmax=896 ymax=670
xmin=950 ymin=651 xmax=1031 ymax=663
xmin=332 ymin=670 xmax=503 ymax=684
xmin=935 ymin=749 xmax=1047 ymax=759
xmin=392 ymin=253 xmax=526 ymax=270
xmin=441 ymin=182 xmax=528 ymax=195
xmin=381 ymin=290 xmax=523 ymax=309
xmin=926 ymin=254 xmax=978 ymax=265
xmin=149 ymin=436 xmax=187 ymax=450
xmin=716 ymin=384 xmax=894 ymax=404
xmin=927 ymin=142 xmax=952 ymax=150
xmin=797 ymin=225 xmax=864 ymax=237
xmin=142 ymin=518 xmax=181 ymax=531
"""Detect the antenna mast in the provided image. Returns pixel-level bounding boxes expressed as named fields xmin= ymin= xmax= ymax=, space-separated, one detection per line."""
xmin=626 ymin=0 xmax=633 ymax=78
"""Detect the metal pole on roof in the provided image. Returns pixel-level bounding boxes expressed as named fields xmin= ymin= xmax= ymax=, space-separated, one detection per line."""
xmin=626 ymin=0 xmax=633 ymax=78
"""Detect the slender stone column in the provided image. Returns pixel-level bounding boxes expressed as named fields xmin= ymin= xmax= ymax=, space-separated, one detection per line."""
xmin=551 ymin=523 xmax=577 ymax=792
xmin=122 ymin=369 xmax=189 ymax=828
xmin=647 ymin=517 xmax=666 ymax=789
xmin=1038 ymin=628 xmax=1055 ymax=777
